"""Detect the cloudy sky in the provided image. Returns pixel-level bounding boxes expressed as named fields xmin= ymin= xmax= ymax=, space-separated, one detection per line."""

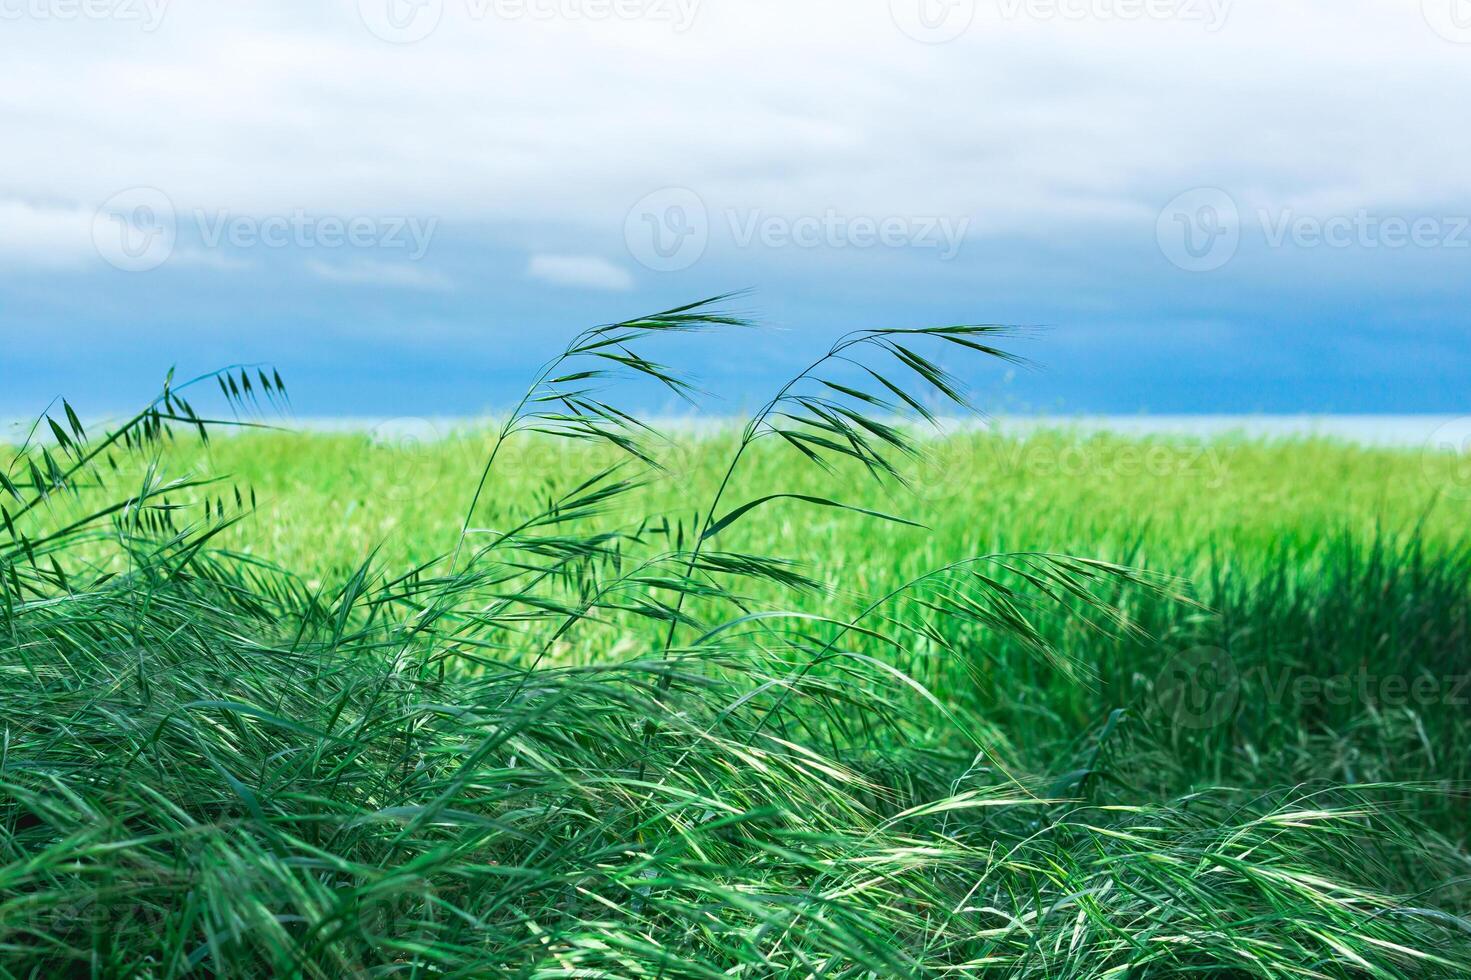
xmin=2 ymin=0 xmax=1469 ymax=417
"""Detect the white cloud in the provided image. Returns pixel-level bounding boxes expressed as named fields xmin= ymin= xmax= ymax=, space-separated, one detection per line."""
xmin=305 ymin=258 xmax=452 ymax=290
xmin=0 ymin=199 xmax=93 ymax=265
xmin=525 ymin=253 xmax=634 ymax=291
xmin=0 ymin=0 xmax=1467 ymax=249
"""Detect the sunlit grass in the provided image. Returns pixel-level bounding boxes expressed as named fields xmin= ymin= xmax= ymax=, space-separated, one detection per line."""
xmin=3 ymin=299 xmax=1469 ymax=976
xmin=195 ymin=425 xmax=1468 ymax=578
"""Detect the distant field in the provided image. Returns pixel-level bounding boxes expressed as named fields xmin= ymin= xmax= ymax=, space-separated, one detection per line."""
xmin=196 ymin=425 xmax=1469 ymax=576
xmin=186 ymin=426 xmax=1471 ymax=811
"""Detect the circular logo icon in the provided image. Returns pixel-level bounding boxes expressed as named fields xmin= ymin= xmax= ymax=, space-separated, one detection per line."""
xmin=1157 ymin=187 xmax=1240 ymax=273
xmin=358 ymin=0 xmax=443 ymax=43
xmin=624 ymin=187 xmax=709 ymax=272
xmin=344 ymin=882 xmax=441 ymax=974
xmin=365 ymin=418 xmax=444 ymax=502
xmin=905 ymin=432 xmax=981 ymax=506
xmin=890 ymin=0 xmax=976 ymax=43
xmin=1423 ymin=0 xmax=1471 ymax=43
xmin=1423 ymin=418 xmax=1471 ymax=501
xmin=92 ymin=187 xmax=176 ymax=272
xmin=1154 ymin=646 xmax=1240 ymax=730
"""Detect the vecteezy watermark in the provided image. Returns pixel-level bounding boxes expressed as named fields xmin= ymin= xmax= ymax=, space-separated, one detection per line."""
xmin=1423 ymin=417 xmax=1471 ymax=502
xmin=1156 ymin=187 xmax=1241 ymax=273
xmin=358 ymin=0 xmax=699 ymax=43
xmin=995 ymin=0 xmax=1230 ymax=30
xmin=1248 ymin=667 xmax=1471 ymax=712
xmin=891 ymin=0 xmax=1228 ymax=42
xmin=989 ymin=438 xmax=1227 ymax=485
xmin=0 ymin=0 xmax=168 ymax=30
xmin=908 ymin=434 xmax=1229 ymax=505
xmin=624 ymin=188 xmax=709 ymax=272
xmin=624 ymin=187 xmax=971 ymax=272
xmin=192 ymin=210 xmax=437 ymax=259
xmin=889 ymin=0 xmax=976 ymax=43
xmin=1159 ymin=188 xmax=1471 ymax=272
xmin=1259 ymin=210 xmax=1471 ymax=251
xmin=726 ymin=210 xmax=970 ymax=259
xmin=1154 ymin=645 xmax=1471 ymax=731
xmin=91 ymin=187 xmax=439 ymax=272
xmin=363 ymin=418 xmax=446 ymax=502
xmin=14 ymin=886 xmax=172 ymax=955
xmin=1153 ymin=646 xmax=1241 ymax=730
xmin=92 ymin=187 xmax=178 ymax=273
xmin=358 ymin=0 xmax=442 ymax=44
xmin=1422 ymin=0 xmax=1471 ymax=43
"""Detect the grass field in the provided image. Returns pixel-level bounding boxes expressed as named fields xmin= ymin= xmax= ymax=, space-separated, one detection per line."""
xmin=4 ymin=301 xmax=1471 ymax=976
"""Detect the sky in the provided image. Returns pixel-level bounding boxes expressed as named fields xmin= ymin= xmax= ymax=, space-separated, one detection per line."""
xmin=2 ymin=0 xmax=1469 ymax=418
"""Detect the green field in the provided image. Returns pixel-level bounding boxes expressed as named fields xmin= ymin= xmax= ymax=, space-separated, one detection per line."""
xmin=5 ymin=303 xmax=1471 ymax=976
xmin=194 ymin=423 xmax=1471 ymax=808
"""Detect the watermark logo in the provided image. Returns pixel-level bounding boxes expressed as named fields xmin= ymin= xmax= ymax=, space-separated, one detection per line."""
xmin=624 ymin=188 xmax=972 ymax=271
xmin=1423 ymin=0 xmax=1471 ymax=43
xmin=364 ymin=418 xmax=445 ymax=502
xmin=358 ymin=0 xmax=443 ymax=43
xmin=344 ymin=881 xmax=442 ymax=974
xmin=1153 ymin=646 xmax=1471 ymax=731
xmin=1259 ymin=210 xmax=1471 ymax=251
xmin=625 ymin=187 xmax=709 ymax=272
xmin=1154 ymin=645 xmax=1240 ymax=730
xmin=92 ymin=187 xmax=177 ymax=273
xmin=1157 ymin=187 xmax=1240 ymax=273
xmin=91 ymin=190 xmax=439 ymax=273
xmin=192 ymin=210 xmax=437 ymax=258
xmin=727 ymin=209 xmax=969 ymax=259
xmin=486 ymin=0 xmax=699 ymax=30
xmin=359 ymin=0 xmax=699 ymax=42
xmin=1160 ymin=189 xmax=1471 ymax=272
xmin=890 ymin=0 xmax=976 ymax=43
xmin=14 ymin=889 xmax=171 ymax=959
xmin=903 ymin=434 xmax=1230 ymax=506
xmin=997 ymin=0 xmax=1230 ymax=30
xmin=1424 ymin=418 xmax=1471 ymax=502
xmin=0 ymin=0 xmax=169 ymax=30
xmin=892 ymin=0 xmax=1229 ymax=40
xmin=906 ymin=434 xmax=979 ymax=505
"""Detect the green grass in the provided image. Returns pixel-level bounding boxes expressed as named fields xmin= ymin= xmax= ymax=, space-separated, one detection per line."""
xmin=201 ymin=423 xmax=1467 ymax=577
xmin=3 ymin=299 xmax=1470 ymax=976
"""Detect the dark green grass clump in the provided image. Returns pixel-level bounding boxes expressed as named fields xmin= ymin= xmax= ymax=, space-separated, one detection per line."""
xmin=3 ymin=299 xmax=1470 ymax=976
xmin=7 ymin=557 xmax=1469 ymax=976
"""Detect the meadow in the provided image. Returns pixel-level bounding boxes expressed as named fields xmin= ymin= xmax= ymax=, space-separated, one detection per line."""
xmin=3 ymin=300 xmax=1470 ymax=976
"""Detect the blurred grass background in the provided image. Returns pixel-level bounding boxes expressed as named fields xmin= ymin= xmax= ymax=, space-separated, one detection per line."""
xmin=179 ymin=427 xmax=1470 ymax=832
xmin=194 ymin=426 xmax=1468 ymax=577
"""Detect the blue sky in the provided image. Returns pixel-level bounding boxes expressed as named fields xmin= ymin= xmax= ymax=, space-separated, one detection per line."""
xmin=3 ymin=0 xmax=1469 ymax=418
